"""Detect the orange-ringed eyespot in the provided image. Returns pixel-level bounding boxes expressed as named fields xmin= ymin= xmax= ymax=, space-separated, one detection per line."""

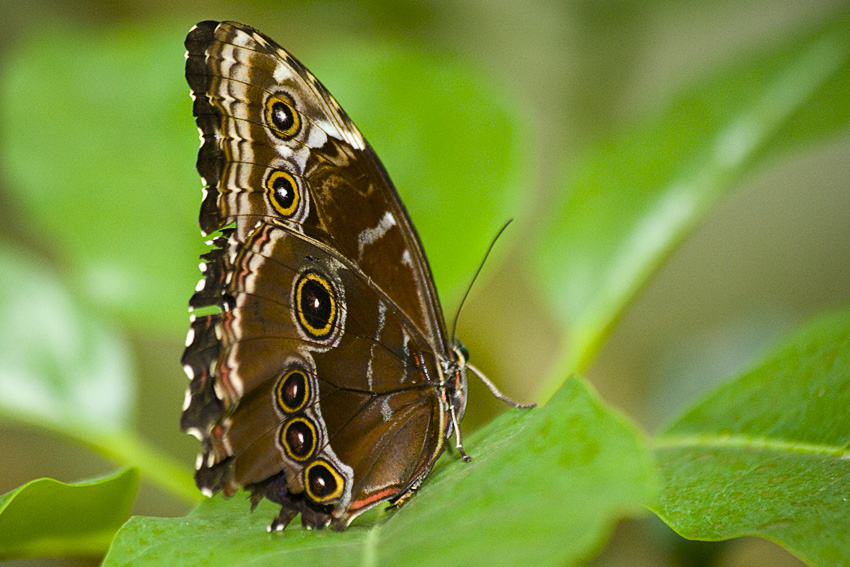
xmin=266 ymin=170 xmax=299 ymax=217
xmin=276 ymin=369 xmax=309 ymax=413
xmin=304 ymin=460 xmax=344 ymax=502
xmin=265 ymin=93 xmax=300 ymax=139
xmin=295 ymin=271 xmax=337 ymax=339
xmin=281 ymin=417 xmax=317 ymax=461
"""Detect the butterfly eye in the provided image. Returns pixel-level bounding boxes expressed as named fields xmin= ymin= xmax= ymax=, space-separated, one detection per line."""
xmin=294 ymin=271 xmax=338 ymax=339
xmin=280 ymin=417 xmax=317 ymax=461
xmin=455 ymin=342 xmax=470 ymax=364
xmin=264 ymin=93 xmax=301 ymax=139
xmin=305 ymin=460 xmax=344 ymax=502
xmin=265 ymin=170 xmax=300 ymax=217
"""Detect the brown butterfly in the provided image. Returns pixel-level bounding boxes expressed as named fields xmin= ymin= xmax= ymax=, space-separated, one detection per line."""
xmin=181 ymin=20 xmax=532 ymax=532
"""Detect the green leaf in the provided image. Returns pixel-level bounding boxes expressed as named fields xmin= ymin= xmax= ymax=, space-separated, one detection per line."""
xmin=535 ymin=13 xmax=850 ymax=397
xmin=0 ymin=468 xmax=139 ymax=559
xmin=0 ymin=22 xmax=204 ymax=332
xmin=0 ymin=246 xmax=134 ymax=431
xmin=652 ymin=309 xmax=850 ymax=566
xmin=0 ymin=245 xmax=198 ymax=504
xmin=103 ymin=377 xmax=655 ymax=567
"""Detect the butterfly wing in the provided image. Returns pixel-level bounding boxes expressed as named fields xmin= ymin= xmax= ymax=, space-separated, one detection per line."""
xmin=184 ymin=21 xmax=447 ymax=347
xmin=181 ymin=20 xmax=458 ymax=530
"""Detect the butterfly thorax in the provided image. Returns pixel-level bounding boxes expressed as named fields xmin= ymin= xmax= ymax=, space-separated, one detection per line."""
xmin=445 ymin=342 xmax=470 ymax=433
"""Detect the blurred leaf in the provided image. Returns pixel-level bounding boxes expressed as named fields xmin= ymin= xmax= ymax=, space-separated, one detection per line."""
xmin=311 ymin=43 xmax=530 ymax=305
xmin=0 ymin=22 xmax=204 ymax=332
xmin=0 ymin=245 xmax=197 ymax=503
xmin=652 ymin=309 xmax=850 ymax=566
xmin=0 ymin=246 xmax=134 ymax=431
xmin=0 ymin=468 xmax=139 ymax=559
xmin=535 ymin=13 xmax=850 ymax=397
xmin=103 ymin=377 xmax=655 ymax=567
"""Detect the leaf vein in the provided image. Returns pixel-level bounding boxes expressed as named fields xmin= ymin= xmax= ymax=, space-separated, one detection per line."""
xmin=653 ymin=434 xmax=850 ymax=458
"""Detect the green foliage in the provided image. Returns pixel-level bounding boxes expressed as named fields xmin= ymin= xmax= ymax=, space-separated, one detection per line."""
xmin=0 ymin=246 xmax=197 ymax=503
xmin=0 ymin=469 xmax=139 ymax=559
xmin=102 ymin=379 xmax=654 ymax=567
xmin=0 ymin=248 xmax=134 ymax=431
xmin=0 ymin=23 xmax=202 ymax=333
xmin=534 ymin=14 xmax=850 ymax=390
xmin=654 ymin=310 xmax=850 ymax=565
xmin=0 ymin=5 xmax=847 ymax=566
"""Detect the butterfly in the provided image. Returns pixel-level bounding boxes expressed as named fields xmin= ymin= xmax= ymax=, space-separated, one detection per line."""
xmin=181 ymin=20 xmax=532 ymax=532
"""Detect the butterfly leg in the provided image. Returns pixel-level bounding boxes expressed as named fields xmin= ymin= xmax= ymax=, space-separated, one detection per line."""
xmin=389 ymin=481 xmax=421 ymax=509
xmin=268 ymin=505 xmax=299 ymax=532
xmin=466 ymin=363 xmax=536 ymax=409
xmin=300 ymin=506 xmax=332 ymax=531
xmin=448 ymin=397 xmax=472 ymax=462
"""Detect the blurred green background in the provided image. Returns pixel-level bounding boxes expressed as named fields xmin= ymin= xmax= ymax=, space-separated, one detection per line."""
xmin=1 ymin=1 xmax=848 ymax=566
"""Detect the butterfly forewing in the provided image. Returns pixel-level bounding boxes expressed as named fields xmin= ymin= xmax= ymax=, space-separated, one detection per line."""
xmin=186 ymin=21 xmax=446 ymax=347
xmin=182 ymin=20 xmax=461 ymax=530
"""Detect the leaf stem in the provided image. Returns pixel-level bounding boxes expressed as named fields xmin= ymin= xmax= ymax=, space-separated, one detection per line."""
xmin=91 ymin=429 xmax=202 ymax=504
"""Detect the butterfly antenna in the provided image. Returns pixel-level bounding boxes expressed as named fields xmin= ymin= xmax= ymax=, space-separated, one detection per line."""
xmin=449 ymin=220 xmax=513 ymax=343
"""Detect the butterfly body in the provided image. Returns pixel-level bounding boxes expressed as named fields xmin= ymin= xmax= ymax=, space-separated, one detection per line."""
xmin=181 ymin=20 xmax=469 ymax=531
